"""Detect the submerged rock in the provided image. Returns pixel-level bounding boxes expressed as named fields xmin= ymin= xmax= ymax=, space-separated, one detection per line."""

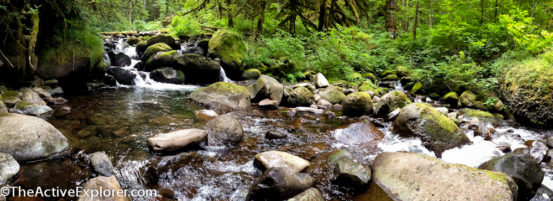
xmin=205 ymin=114 xmax=243 ymax=146
xmin=190 ymin=82 xmax=251 ymax=112
xmin=148 ymin=129 xmax=207 ymax=152
xmin=366 ymin=152 xmax=517 ymax=201
xmin=250 ymin=75 xmax=284 ymax=105
xmin=78 ymin=176 xmax=130 ymax=201
xmin=327 ymin=150 xmax=371 ymax=189
xmin=0 ymin=153 xmax=19 ymax=184
xmin=479 ymin=153 xmax=544 ymax=200
xmin=0 ymin=113 xmax=68 ymax=161
xmin=333 ymin=122 xmax=383 ymax=145
xmin=319 ymin=86 xmax=345 ymax=104
xmin=342 ymin=92 xmax=373 ymax=116
xmin=248 ymin=167 xmax=314 ymax=201
xmin=91 ymin=152 xmax=114 ymax=177
xmin=287 ymin=188 xmax=324 ymax=201
xmin=254 ymin=151 xmax=310 ymax=173
xmin=313 ymin=73 xmax=329 ymax=88
xmin=392 ymin=103 xmax=470 ymax=156
xmin=150 ymin=67 xmax=185 ymax=84
xmin=194 ymin=109 xmax=218 ymax=121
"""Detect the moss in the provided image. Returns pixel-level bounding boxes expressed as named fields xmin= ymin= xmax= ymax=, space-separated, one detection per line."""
xmin=3 ymin=90 xmax=19 ymax=99
xmin=136 ymin=41 xmax=148 ymax=54
xmin=342 ymin=92 xmax=373 ymax=116
xmin=396 ymin=66 xmax=410 ymax=77
xmin=146 ymin=34 xmax=176 ymax=46
xmin=15 ymin=101 xmax=34 ymax=110
xmin=127 ymin=37 xmax=140 ymax=46
xmin=462 ymin=108 xmax=495 ymax=119
xmin=39 ymin=29 xmax=104 ymax=71
xmin=320 ymin=86 xmax=346 ymax=104
xmin=209 ymin=29 xmax=247 ymax=65
xmin=416 ymin=103 xmax=467 ymax=143
xmin=382 ymin=74 xmax=398 ymax=80
xmin=411 ymin=82 xmax=422 ymax=94
xmin=202 ymin=82 xmax=250 ymax=95
xmin=242 ymin=69 xmax=262 ymax=80
xmin=358 ymin=80 xmax=384 ymax=95
xmin=362 ymin=73 xmax=377 ymax=81
xmin=443 ymin=91 xmax=459 ymax=101
xmin=143 ymin=43 xmax=172 ymax=61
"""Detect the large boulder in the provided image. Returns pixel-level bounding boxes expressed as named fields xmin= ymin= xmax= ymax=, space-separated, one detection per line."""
xmin=144 ymin=50 xmax=178 ymax=71
xmin=283 ymin=87 xmax=314 ymax=107
xmin=148 ymin=129 xmax=207 ymax=152
xmin=0 ymin=153 xmax=19 ymax=184
xmin=0 ymin=113 xmax=69 ymax=161
xmin=108 ymin=67 xmax=136 ymax=85
xmin=373 ymin=91 xmax=411 ymax=116
xmin=189 ymin=82 xmax=251 ymax=112
xmin=143 ymin=43 xmax=172 ymax=62
xmin=366 ymin=152 xmax=518 ymax=201
xmin=327 ymin=150 xmax=371 ymax=189
xmin=248 ymin=167 xmax=314 ymax=201
xmin=497 ymin=51 xmax=553 ymax=127
xmin=146 ymin=34 xmax=179 ymax=49
xmin=14 ymin=101 xmax=53 ymax=117
xmin=91 ymin=152 xmax=114 ymax=177
xmin=319 ymin=86 xmax=346 ymax=104
xmin=342 ymin=92 xmax=373 ymax=116
xmin=174 ymin=54 xmax=221 ymax=84
xmin=208 ymin=30 xmax=247 ymax=80
xmin=205 ymin=114 xmax=243 ymax=146
xmin=392 ymin=103 xmax=470 ymax=156
xmin=254 ymin=151 xmax=310 ymax=173
xmin=250 ymin=75 xmax=284 ymax=105
xmin=108 ymin=51 xmax=132 ymax=67
xmin=150 ymin=67 xmax=185 ymax=84
xmin=136 ymin=41 xmax=148 ymax=57
xmin=78 ymin=176 xmax=130 ymax=201
xmin=479 ymin=153 xmax=544 ymax=200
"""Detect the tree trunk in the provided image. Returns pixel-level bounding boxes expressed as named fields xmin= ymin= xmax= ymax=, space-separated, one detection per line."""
xmin=530 ymin=0 xmax=537 ymax=19
xmin=413 ymin=0 xmax=419 ymax=40
xmin=255 ymin=2 xmax=266 ymax=41
xmin=227 ymin=0 xmax=234 ymax=28
xmin=494 ymin=0 xmax=499 ymax=21
xmin=429 ymin=0 xmax=434 ymax=27
xmin=166 ymin=0 xmax=170 ymax=17
xmin=385 ymin=0 xmax=398 ymax=37
xmin=480 ymin=0 xmax=485 ymax=25
xmin=129 ymin=0 xmax=133 ymax=25
xmin=318 ymin=0 xmax=327 ymax=31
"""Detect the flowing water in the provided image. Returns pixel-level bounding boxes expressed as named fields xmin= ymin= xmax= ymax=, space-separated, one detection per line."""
xmin=10 ymin=38 xmax=553 ymax=201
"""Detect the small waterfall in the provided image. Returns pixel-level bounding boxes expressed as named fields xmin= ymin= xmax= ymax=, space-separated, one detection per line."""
xmin=219 ymin=67 xmax=233 ymax=82
xmin=394 ymin=81 xmax=405 ymax=92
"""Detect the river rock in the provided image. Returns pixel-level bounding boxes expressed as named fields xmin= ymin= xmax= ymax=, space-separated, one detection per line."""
xmin=250 ymin=75 xmax=284 ymax=105
xmin=108 ymin=67 xmax=136 ymax=85
xmin=327 ymin=150 xmax=371 ymax=188
xmin=91 ymin=152 xmax=114 ymax=177
xmin=528 ymin=140 xmax=548 ymax=162
xmin=319 ymin=86 xmax=345 ymax=104
xmin=173 ymin=54 xmax=221 ymax=84
xmin=108 ymin=51 xmax=131 ymax=67
xmin=0 ymin=153 xmax=19 ymax=184
xmin=313 ymin=73 xmax=329 ymax=88
xmin=316 ymin=99 xmax=332 ymax=109
xmin=2 ymin=90 xmax=21 ymax=107
xmin=0 ymin=113 xmax=69 ymax=161
xmin=14 ymin=101 xmax=53 ymax=117
xmin=189 ymin=82 xmax=251 ymax=112
xmin=148 ymin=129 xmax=207 ymax=152
xmin=146 ymin=34 xmax=179 ymax=49
xmin=342 ymin=92 xmax=373 ymax=116
xmin=458 ymin=90 xmax=485 ymax=109
xmin=0 ymin=96 xmax=7 ymax=115
xmin=266 ymin=130 xmax=287 ymax=140
xmin=78 ymin=176 xmax=130 ymax=201
xmin=143 ymin=43 xmax=172 ymax=62
xmin=547 ymin=137 xmax=553 ymax=148
xmin=259 ymin=99 xmax=279 ymax=109
xmin=366 ymin=152 xmax=517 ymax=201
xmin=242 ymin=69 xmax=261 ymax=80
xmin=136 ymin=41 xmax=148 ymax=57
xmin=479 ymin=153 xmax=544 ymax=200
xmin=284 ymin=87 xmax=314 ymax=107
xmin=373 ymin=91 xmax=411 ymax=116
xmin=205 ymin=114 xmax=243 ymax=146
xmin=194 ymin=109 xmax=218 ymax=121
xmin=21 ymin=88 xmax=46 ymax=106
xmin=287 ymin=188 xmax=324 ymax=201
xmin=392 ymin=103 xmax=470 ymax=156
xmin=254 ymin=151 xmax=310 ymax=173
xmin=248 ymin=167 xmax=314 ymax=201
xmin=150 ymin=67 xmax=185 ymax=84
xmin=208 ymin=30 xmax=247 ymax=80
xmin=443 ymin=91 xmax=459 ymax=106
xmin=144 ymin=50 xmax=177 ymax=71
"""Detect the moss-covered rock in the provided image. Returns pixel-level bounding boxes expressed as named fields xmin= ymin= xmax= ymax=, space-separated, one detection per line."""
xmin=362 ymin=73 xmax=377 ymax=81
xmin=0 ymin=95 xmax=8 ymax=115
xmin=146 ymin=34 xmax=178 ymax=49
xmin=342 ymin=92 xmax=373 ymax=116
xmin=174 ymin=54 xmax=221 ymax=84
xmin=396 ymin=66 xmax=410 ymax=77
xmin=1 ymin=90 xmax=21 ymax=107
xmin=443 ymin=91 xmax=459 ymax=106
xmin=208 ymin=30 xmax=247 ymax=80
xmin=393 ymin=103 xmax=470 ymax=156
xmin=373 ymin=91 xmax=411 ymax=116
xmin=136 ymin=41 xmax=148 ymax=57
xmin=190 ymin=82 xmax=250 ymax=112
xmin=358 ymin=80 xmax=384 ymax=96
xmin=462 ymin=108 xmax=495 ymax=119
xmin=319 ymin=86 xmax=346 ymax=104
xmin=143 ymin=43 xmax=172 ymax=62
xmin=284 ymin=86 xmax=314 ymax=107
xmin=365 ymin=152 xmax=517 ymax=201
xmin=242 ymin=69 xmax=261 ymax=80
xmin=150 ymin=67 xmax=185 ymax=84
xmin=459 ymin=91 xmax=485 ymax=109
xmin=410 ymin=82 xmax=422 ymax=94
xmin=127 ymin=36 xmax=140 ymax=46
xmin=145 ymin=50 xmax=178 ymax=71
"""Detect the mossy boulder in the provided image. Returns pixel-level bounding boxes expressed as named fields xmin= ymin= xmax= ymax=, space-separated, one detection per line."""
xmin=459 ymin=91 xmax=485 ymax=109
xmin=127 ymin=37 xmax=140 ymax=46
xmin=392 ymin=103 xmax=470 ymax=156
xmin=358 ymin=80 xmax=384 ymax=96
xmin=145 ymin=50 xmax=178 ymax=71
xmin=319 ymin=86 xmax=346 ymax=104
xmin=174 ymin=54 xmax=221 ymax=84
xmin=373 ymin=91 xmax=411 ymax=116
xmin=365 ymin=152 xmax=517 ymax=201
xmin=462 ymin=108 xmax=495 ymax=119
xmin=0 ymin=95 xmax=7 ymax=115
xmin=362 ymin=73 xmax=377 ymax=81
xmin=443 ymin=91 xmax=459 ymax=106
xmin=190 ymin=82 xmax=250 ymax=112
xmin=284 ymin=86 xmax=314 ymax=107
xmin=1 ymin=90 xmax=21 ymax=107
xmin=410 ymin=82 xmax=422 ymax=94
xmin=208 ymin=30 xmax=247 ymax=80
xmin=242 ymin=69 xmax=261 ymax=80
xmin=396 ymin=66 xmax=410 ymax=77
xmin=150 ymin=67 xmax=185 ymax=84
xmin=342 ymin=92 xmax=373 ymax=116
xmin=136 ymin=41 xmax=148 ymax=57
xmin=143 ymin=43 xmax=172 ymax=62
xmin=146 ymin=34 xmax=179 ymax=49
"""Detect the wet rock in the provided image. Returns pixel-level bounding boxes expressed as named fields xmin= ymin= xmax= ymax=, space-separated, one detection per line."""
xmin=313 ymin=73 xmax=329 ymax=88
xmin=259 ymin=99 xmax=279 ymax=110
xmin=443 ymin=91 xmax=459 ymax=106
xmin=21 ymin=88 xmax=46 ymax=106
xmin=266 ymin=130 xmax=287 ymax=140
xmin=0 ymin=153 xmax=19 ymax=184
xmin=108 ymin=67 xmax=136 ymax=85
xmin=144 ymin=50 xmax=177 ymax=71
xmin=294 ymin=107 xmax=324 ymax=114
xmin=479 ymin=153 xmax=544 ymax=200
xmin=205 ymin=114 xmax=243 ymax=146
xmin=342 ymin=92 xmax=373 ymax=117
xmin=146 ymin=34 xmax=179 ymax=49
xmin=33 ymin=87 xmax=67 ymax=105
xmin=284 ymin=86 xmax=314 ymax=107
xmin=387 ymin=108 xmax=401 ymax=120
xmin=108 ymin=51 xmax=132 ymax=67
xmin=208 ymin=30 xmax=247 ymax=80
xmin=91 ymin=152 xmax=114 ymax=177
xmin=148 ymin=129 xmax=207 ymax=152
xmin=528 ymin=140 xmax=548 ymax=163
xmin=250 ymin=75 xmax=284 ymax=105
xmin=468 ymin=118 xmax=495 ymax=138
xmin=392 ymin=103 xmax=470 ymax=156
xmin=435 ymin=107 xmax=448 ymax=115
xmin=366 ymin=152 xmax=517 ymax=201
xmin=327 ymin=150 xmax=371 ymax=188
xmin=459 ymin=90 xmax=485 ymax=109
xmin=248 ymin=167 xmax=314 ymax=201
xmin=294 ymin=83 xmax=316 ymax=92
xmin=173 ymin=54 xmax=221 ymax=84
xmin=150 ymin=67 xmax=185 ymax=84
xmin=547 ymin=137 xmax=553 ymax=148
xmin=143 ymin=43 xmax=172 ymax=62
xmin=242 ymin=69 xmax=261 ymax=80
xmin=316 ymin=99 xmax=332 ymax=109
xmin=136 ymin=41 xmax=148 ymax=57
xmin=373 ymin=91 xmax=411 ymax=116
xmin=190 ymin=82 xmax=251 ymax=112
xmin=0 ymin=96 xmax=7 ymax=116
xmin=194 ymin=109 xmax=218 ymax=121
xmin=14 ymin=101 xmax=53 ymax=117
xmin=78 ymin=176 xmax=130 ymax=201
xmin=254 ymin=151 xmax=310 ymax=173
xmin=531 ymin=185 xmax=553 ymax=201
xmin=333 ymin=122 xmax=384 ymax=145
xmin=1 ymin=90 xmax=21 ymax=107
xmin=319 ymin=86 xmax=345 ymax=104
xmin=287 ymin=188 xmax=324 ymax=201
xmin=146 ymin=152 xmax=203 ymax=183
xmin=0 ymin=113 xmax=69 ymax=161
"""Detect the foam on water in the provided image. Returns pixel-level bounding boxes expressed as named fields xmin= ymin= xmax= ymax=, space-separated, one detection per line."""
xmin=441 ymin=132 xmax=503 ymax=167
xmin=377 ymin=128 xmax=436 ymax=157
